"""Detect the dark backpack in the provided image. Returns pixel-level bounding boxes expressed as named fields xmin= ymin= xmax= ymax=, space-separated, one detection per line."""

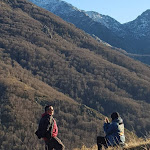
xmin=35 ymin=114 xmax=54 ymax=139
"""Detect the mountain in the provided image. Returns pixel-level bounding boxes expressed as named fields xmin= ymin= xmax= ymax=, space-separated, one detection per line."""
xmin=123 ymin=9 xmax=150 ymax=54
xmin=0 ymin=1 xmax=105 ymax=149
xmin=1 ymin=0 xmax=150 ymax=149
xmin=86 ymin=9 xmax=150 ymax=55
xmin=28 ymin=0 xmax=127 ymax=51
xmin=85 ymin=11 xmax=125 ymax=36
xmin=123 ymin=10 xmax=150 ymax=39
xmin=29 ymin=0 xmax=150 ymax=65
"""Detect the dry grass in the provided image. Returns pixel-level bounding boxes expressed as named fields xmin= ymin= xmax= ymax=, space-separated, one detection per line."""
xmin=73 ymin=138 xmax=150 ymax=150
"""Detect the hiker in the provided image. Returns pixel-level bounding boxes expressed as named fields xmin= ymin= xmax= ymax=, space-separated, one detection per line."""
xmin=97 ymin=112 xmax=125 ymax=150
xmin=35 ymin=105 xmax=65 ymax=150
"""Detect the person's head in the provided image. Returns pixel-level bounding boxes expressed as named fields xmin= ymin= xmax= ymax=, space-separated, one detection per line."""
xmin=45 ymin=105 xmax=54 ymax=115
xmin=111 ymin=112 xmax=120 ymax=120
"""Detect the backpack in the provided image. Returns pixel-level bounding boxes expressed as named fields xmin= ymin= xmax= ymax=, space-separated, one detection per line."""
xmin=35 ymin=114 xmax=54 ymax=139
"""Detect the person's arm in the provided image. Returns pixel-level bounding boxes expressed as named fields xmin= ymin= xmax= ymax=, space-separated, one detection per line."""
xmin=44 ymin=116 xmax=54 ymax=138
xmin=104 ymin=122 xmax=116 ymax=135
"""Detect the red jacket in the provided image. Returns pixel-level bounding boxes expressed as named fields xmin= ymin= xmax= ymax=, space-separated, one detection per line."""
xmin=42 ymin=113 xmax=58 ymax=140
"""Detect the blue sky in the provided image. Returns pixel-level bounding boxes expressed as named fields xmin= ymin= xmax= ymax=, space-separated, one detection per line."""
xmin=63 ymin=0 xmax=150 ymax=23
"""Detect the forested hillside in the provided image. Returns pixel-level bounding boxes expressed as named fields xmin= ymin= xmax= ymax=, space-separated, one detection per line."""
xmin=0 ymin=58 xmax=105 ymax=150
xmin=1 ymin=0 xmax=150 ymax=149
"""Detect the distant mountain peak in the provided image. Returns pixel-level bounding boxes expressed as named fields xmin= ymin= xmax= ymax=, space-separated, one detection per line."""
xmin=85 ymin=11 xmax=108 ymax=26
xmin=30 ymin=0 xmax=82 ymax=13
xmin=123 ymin=9 xmax=150 ymax=39
xmin=85 ymin=11 xmax=103 ymax=18
xmin=137 ymin=9 xmax=150 ymax=21
xmin=142 ymin=9 xmax=150 ymax=15
xmin=29 ymin=0 xmax=150 ymax=61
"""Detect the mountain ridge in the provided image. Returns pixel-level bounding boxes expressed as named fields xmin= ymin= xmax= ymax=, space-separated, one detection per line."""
xmin=29 ymin=0 xmax=150 ymax=64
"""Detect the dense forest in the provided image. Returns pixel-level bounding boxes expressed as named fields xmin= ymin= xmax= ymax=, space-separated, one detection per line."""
xmin=1 ymin=0 xmax=150 ymax=149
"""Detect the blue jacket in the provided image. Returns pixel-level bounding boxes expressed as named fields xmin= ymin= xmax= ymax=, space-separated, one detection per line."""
xmin=103 ymin=117 xmax=125 ymax=146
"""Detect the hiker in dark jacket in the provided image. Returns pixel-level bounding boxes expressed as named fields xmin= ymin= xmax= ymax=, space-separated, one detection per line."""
xmin=39 ymin=105 xmax=65 ymax=150
xmin=97 ymin=112 xmax=125 ymax=150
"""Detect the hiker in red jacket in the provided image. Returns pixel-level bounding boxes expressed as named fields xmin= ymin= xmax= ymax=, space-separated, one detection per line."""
xmin=37 ymin=105 xmax=65 ymax=150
